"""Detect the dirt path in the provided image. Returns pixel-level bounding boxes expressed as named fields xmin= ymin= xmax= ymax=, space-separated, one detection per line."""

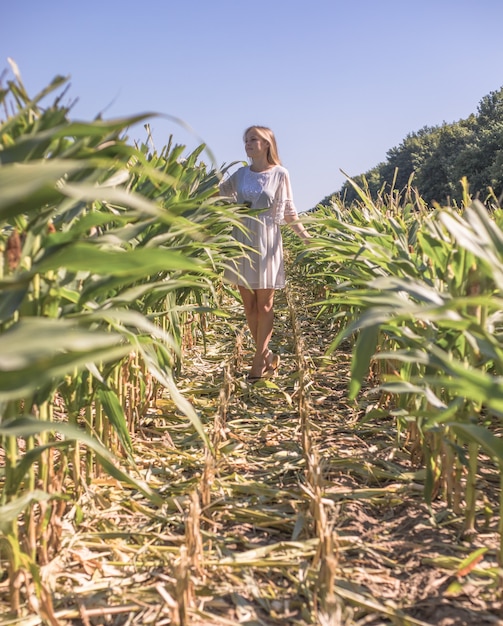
xmin=43 ymin=275 xmax=502 ymax=625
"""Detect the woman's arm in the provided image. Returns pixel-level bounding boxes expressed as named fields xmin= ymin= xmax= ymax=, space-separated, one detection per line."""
xmin=284 ymin=213 xmax=311 ymax=241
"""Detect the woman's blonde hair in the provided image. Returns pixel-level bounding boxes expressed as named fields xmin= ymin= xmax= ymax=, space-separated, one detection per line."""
xmin=243 ymin=125 xmax=282 ymax=166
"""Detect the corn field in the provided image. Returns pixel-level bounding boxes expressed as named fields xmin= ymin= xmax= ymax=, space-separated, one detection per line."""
xmin=0 ymin=70 xmax=502 ymax=625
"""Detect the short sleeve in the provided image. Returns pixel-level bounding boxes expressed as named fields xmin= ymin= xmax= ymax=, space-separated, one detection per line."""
xmin=219 ymin=171 xmax=238 ymax=201
xmin=273 ymin=169 xmax=298 ymax=225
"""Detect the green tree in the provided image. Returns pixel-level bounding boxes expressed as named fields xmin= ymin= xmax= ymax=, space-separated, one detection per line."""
xmin=326 ymin=86 xmax=503 ymax=207
xmin=417 ymin=118 xmax=476 ymax=205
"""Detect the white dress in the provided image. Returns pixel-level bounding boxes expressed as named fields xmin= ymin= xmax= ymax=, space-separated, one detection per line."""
xmin=219 ymin=165 xmax=299 ymax=289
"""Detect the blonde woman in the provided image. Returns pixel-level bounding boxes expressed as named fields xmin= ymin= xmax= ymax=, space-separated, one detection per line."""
xmin=220 ymin=125 xmax=310 ymax=382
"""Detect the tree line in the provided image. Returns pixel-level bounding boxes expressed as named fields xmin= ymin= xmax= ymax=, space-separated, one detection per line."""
xmin=323 ymin=85 xmax=503 ymax=207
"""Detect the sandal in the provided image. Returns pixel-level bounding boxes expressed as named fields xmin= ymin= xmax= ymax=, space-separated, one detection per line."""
xmin=247 ymin=352 xmax=280 ymax=383
xmin=246 ymin=374 xmax=264 ymax=384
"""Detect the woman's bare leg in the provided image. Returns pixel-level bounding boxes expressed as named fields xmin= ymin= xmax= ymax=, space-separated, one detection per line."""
xmin=238 ymin=286 xmax=259 ymax=344
xmin=251 ymin=288 xmax=275 ymax=376
xmin=239 ymin=286 xmax=275 ymax=378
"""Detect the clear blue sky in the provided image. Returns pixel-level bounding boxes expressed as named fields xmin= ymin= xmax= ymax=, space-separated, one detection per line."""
xmin=3 ymin=0 xmax=502 ymax=212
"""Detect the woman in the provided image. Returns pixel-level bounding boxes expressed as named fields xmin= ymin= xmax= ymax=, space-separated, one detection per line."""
xmin=219 ymin=125 xmax=310 ymax=381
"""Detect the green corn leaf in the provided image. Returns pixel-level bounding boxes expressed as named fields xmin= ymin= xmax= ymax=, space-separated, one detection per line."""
xmin=0 ymin=416 xmax=162 ymax=505
xmin=0 ymin=318 xmax=130 ymax=400
xmin=349 ymin=324 xmax=380 ymax=400
xmin=450 ymin=423 xmax=503 ymax=467
xmin=33 ymin=242 xmax=203 ymax=277
xmin=455 ymin=546 xmax=489 ymax=577
xmin=7 ymin=440 xmax=69 ymax=493
xmin=0 ymin=160 xmax=85 ymax=218
xmin=0 ymin=490 xmax=53 ymax=534
xmin=97 ymin=387 xmax=133 ymax=457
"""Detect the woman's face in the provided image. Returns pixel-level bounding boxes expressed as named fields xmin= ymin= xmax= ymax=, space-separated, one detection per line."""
xmin=244 ymin=130 xmax=269 ymax=160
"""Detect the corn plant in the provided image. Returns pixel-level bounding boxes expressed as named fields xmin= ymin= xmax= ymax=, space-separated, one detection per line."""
xmin=0 ymin=66 xmax=248 ymax=618
xmin=296 ymin=180 xmax=503 ymax=572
